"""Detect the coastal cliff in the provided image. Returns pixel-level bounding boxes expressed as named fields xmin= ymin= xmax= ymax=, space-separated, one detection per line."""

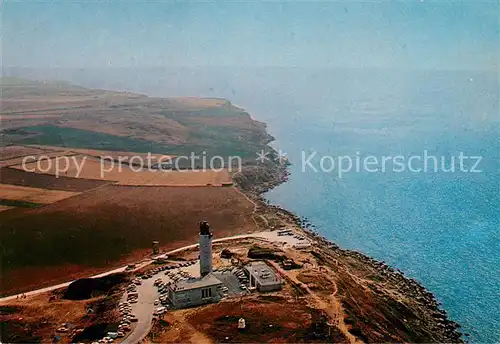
xmin=234 ymin=144 xmax=464 ymax=343
xmin=0 ymin=79 xmax=464 ymax=342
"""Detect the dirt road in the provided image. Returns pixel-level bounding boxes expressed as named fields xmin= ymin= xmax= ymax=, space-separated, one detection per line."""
xmin=0 ymin=231 xmax=299 ymax=303
xmin=119 ymin=231 xmax=308 ymax=343
xmin=0 ymin=230 xmax=309 ymax=343
xmin=121 ymin=277 xmax=157 ymax=344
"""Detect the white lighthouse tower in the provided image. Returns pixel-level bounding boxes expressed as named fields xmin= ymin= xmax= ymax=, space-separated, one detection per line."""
xmin=199 ymin=221 xmax=213 ymax=276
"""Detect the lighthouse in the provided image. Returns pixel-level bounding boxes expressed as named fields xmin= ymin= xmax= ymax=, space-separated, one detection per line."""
xmin=199 ymin=221 xmax=213 ymax=276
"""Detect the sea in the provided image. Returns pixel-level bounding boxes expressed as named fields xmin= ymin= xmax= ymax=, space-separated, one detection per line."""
xmin=8 ymin=67 xmax=499 ymax=342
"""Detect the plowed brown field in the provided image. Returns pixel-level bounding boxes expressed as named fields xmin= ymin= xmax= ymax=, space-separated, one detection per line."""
xmin=0 ymin=167 xmax=111 ymax=192
xmin=13 ymin=155 xmax=232 ymax=186
xmin=66 ymin=147 xmax=175 ymax=162
xmin=0 ymin=146 xmax=49 ymax=160
xmin=0 ymin=185 xmax=256 ymax=295
xmin=0 ymin=184 xmax=80 ymax=204
xmin=0 ymin=151 xmax=77 ymax=168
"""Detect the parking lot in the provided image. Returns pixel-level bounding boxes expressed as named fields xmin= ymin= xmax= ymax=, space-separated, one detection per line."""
xmin=255 ymin=230 xmax=311 ymax=248
xmin=120 ymin=259 xmax=197 ymax=344
xmin=213 ymin=267 xmax=250 ymax=297
xmin=116 ymin=230 xmax=312 ymax=343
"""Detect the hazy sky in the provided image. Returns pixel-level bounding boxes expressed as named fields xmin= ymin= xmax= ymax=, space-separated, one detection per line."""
xmin=3 ymin=1 xmax=498 ymax=70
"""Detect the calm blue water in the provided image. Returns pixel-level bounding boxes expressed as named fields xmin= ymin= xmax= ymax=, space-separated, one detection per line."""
xmin=9 ymin=67 xmax=499 ymax=342
xmin=242 ymin=70 xmax=499 ymax=343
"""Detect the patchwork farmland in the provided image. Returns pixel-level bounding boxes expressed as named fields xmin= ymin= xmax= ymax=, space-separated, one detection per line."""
xmin=0 ymin=145 xmax=49 ymax=160
xmin=0 ymin=167 xmax=111 ymax=192
xmin=12 ymin=154 xmax=232 ymax=186
xmin=0 ymin=184 xmax=79 ymax=204
xmin=0 ymin=185 xmax=257 ymax=295
xmin=0 ymin=80 xmax=271 ymax=296
xmin=0 ymin=145 xmax=254 ymax=296
xmin=0 ymin=149 xmax=77 ymax=168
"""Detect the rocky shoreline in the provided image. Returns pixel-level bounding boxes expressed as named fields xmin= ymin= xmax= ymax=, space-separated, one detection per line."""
xmin=234 ymin=152 xmax=464 ymax=343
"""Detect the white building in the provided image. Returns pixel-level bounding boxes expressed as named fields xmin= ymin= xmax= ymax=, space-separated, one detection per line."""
xmin=168 ymin=274 xmax=223 ymax=308
xmin=244 ymin=261 xmax=282 ymax=292
xmin=168 ymin=221 xmax=222 ymax=308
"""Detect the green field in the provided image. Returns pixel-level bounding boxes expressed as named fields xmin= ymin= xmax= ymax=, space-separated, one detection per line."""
xmin=3 ymin=124 xmax=262 ymax=159
xmin=3 ymin=125 xmax=180 ymax=153
xmin=1 ymin=78 xmax=271 ymax=160
xmin=0 ymin=199 xmax=41 ymax=208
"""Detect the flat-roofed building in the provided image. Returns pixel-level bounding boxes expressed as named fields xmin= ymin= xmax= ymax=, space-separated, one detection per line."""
xmin=168 ymin=274 xmax=223 ymax=308
xmin=244 ymin=261 xmax=282 ymax=292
